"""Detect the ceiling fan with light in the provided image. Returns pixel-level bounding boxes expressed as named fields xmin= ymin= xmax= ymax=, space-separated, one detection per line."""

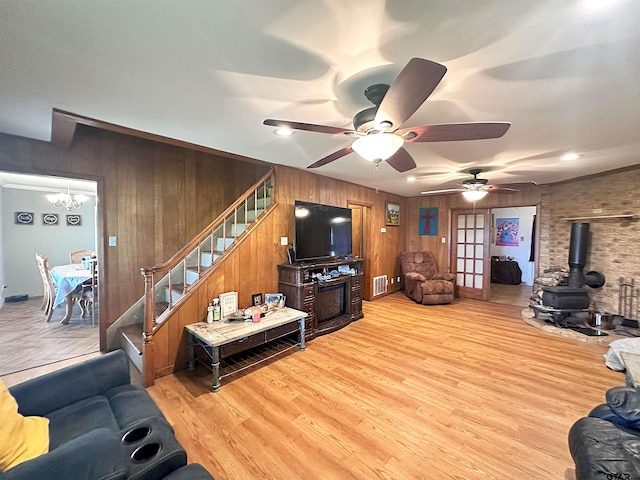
xmin=264 ymin=58 xmax=511 ymax=173
xmin=420 ymin=168 xmax=521 ymax=201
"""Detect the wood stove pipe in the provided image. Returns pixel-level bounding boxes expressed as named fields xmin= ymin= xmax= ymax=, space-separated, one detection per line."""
xmin=567 ymin=222 xmax=605 ymax=289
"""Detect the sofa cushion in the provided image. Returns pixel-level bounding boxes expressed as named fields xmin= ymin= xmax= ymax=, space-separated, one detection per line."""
xmin=0 ymin=380 xmax=49 ymax=472
xmin=46 ymin=396 xmax=120 ymax=449
xmin=106 ymin=384 xmax=167 ymax=430
xmin=605 ymin=386 xmax=640 ymax=429
xmin=569 ymin=416 xmax=640 ymax=480
xmin=46 ymin=384 xmax=167 ymax=449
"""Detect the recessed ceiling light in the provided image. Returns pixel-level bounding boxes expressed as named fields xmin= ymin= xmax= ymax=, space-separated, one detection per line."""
xmin=561 ymin=152 xmax=580 ymax=161
xmin=406 ymin=176 xmax=416 ymax=183
xmin=273 ymin=127 xmax=293 ymax=137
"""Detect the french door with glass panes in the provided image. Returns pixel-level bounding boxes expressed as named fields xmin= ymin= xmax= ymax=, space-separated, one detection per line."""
xmin=452 ymin=209 xmax=490 ymax=300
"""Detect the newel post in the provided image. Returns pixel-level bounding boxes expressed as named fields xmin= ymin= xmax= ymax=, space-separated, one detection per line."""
xmin=141 ymin=267 xmax=156 ymax=387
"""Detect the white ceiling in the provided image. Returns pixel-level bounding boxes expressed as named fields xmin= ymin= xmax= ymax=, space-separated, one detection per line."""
xmin=1 ymin=0 xmax=639 ymax=197
xmin=0 ymin=171 xmax=96 ymax=196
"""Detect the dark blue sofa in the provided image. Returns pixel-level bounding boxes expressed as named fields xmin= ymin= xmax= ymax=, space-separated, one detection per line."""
xmin=2 ymin=350 xmax=213 ymax=480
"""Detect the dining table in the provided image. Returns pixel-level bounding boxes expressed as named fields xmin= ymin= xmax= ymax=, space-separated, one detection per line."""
xmin=50 ymin=263 xmax=92 ymax=324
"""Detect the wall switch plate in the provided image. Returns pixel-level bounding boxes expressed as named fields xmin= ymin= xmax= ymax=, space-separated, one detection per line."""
xmin=391 ymin=278 xmax=394 ymax=284
xmin=441 ymin=237 xmax=446 ymax=243
xmin=397 ymin=276 xmax=401 ymax=282
xmin=381 ymin=227 xmax=386 ymax=233
xmin=280 ymin=236 xmax=288 ymax=245
xmin=108 ymin=236 xmax=117 ymax=247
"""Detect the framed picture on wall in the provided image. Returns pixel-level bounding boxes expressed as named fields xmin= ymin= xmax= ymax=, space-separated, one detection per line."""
xmin=42 ymin=213 xmax=59 ymax=225
xmin=14 ymin=212 xmax=34 ymax=225
xmin=66 ymin=215 xmax=81 ymax=226
xmin=418 ymin=207 xmax=438 ymax=236
xmin=385 ymin=202 xmax=400 ymax=226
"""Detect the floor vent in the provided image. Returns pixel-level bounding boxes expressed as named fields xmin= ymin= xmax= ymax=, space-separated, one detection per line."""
xmin=373 ymin=275 xmax=388 ymax=296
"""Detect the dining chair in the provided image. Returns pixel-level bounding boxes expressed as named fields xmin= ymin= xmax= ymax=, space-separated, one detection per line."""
xmin=35 ymin=253 xmax=57 ymax=322
xmin=79 ymin=260 xmax=97 ymax=323
xmin=36 ymin=253 xmax=87 ymax=323
xmin=69 ymin=249 xmax=95 ymax=264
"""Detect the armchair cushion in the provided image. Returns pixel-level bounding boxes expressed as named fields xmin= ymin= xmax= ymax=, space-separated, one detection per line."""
xmin=405 ymin=272 xmax=426 ymax=283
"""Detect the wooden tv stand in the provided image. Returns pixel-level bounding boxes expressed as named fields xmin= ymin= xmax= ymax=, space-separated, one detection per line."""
xmin=278 ymin=258 xmax=364 ymax=339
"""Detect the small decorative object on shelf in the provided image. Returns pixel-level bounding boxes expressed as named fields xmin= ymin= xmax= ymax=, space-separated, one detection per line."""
xmin=219 ymin=291 xmax=238 ymax=318
xmin=251 ymin=306 xmax=261 ymax=323
xmin=265 ymin=293 xmax=285 ymax=310
xmin=252 ymin=293 xmax=263 ymax=306
xmin=213 ymin=298 xmax=221 ymax=321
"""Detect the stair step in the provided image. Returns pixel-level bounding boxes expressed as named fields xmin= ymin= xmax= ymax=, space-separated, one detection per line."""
xmin=216 ymin=237 xmax=235 ymax=251
xmin=119 ymin=324 xmax=144 ymax=374
xmin=120 ymin=324 xmax=143 ymax=354
xmin=200 ymin=252 xmax=220 ymax=267
xmin=155 ymin=301 xmax=169 ymax=316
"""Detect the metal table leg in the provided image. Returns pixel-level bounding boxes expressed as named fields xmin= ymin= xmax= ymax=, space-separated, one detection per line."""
xmin=211 ymin=347 xmax=220 ymax=392
xmin=188 ymin=334 xmax=195 ymax=371
xmin=299 ymin=317 xmax=306 ymax=352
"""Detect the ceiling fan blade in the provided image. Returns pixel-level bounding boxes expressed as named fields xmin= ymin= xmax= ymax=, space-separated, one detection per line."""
xmin=490 ymin=186 xmax=520 ymax=194
xmin=264 ymin=119 xmax=354 ymax=135
xmin=385 ymin=147 xmax=416 ymax=173
xmin=307 ymin=146 xmax=353 ymax=169
xmin=398 ymin=122 xmax=511 ymax=142
xmin=375 ymin=58 xmax=447 ymax=130
xmin=420 ymin=188 xmax=464 ymax=195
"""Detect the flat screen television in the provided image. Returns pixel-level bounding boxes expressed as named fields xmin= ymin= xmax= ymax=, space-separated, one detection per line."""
xmin=294 ymin=200 xmax=352 ymax=262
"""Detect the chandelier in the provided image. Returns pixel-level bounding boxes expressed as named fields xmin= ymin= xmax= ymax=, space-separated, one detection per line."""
xmin=46 ymin=186 xmax=88 ymax=211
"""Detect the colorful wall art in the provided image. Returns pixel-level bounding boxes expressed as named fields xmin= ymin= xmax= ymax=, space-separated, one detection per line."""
xmin=496 ymin=217 xmax=519 ymax=246
xmin=418 ymin=207 xmax=438 ymax=236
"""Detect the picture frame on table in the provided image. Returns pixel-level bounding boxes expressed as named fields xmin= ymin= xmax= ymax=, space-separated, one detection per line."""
xmin=251 ymin=293 xmax=263 ymax=306
xmin=264 ymin=293 xmax=285 ymax=309
xmin=385 ymin=202 xmax=400 ymax=226
xmin=219 ymin=291 xmax=238 ymax=318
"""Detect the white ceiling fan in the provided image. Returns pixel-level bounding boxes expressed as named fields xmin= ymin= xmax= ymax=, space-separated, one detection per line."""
xmin=420 ymin=169 xmax=522 ymax=201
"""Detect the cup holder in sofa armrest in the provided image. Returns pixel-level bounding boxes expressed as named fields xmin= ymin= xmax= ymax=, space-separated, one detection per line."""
xmin=122 ymin=426 xmax=152 ymax=444
xmin=131 ymin=442 xmax=162 ymax=464
xmin=118 ymin=417 xmax=186 ymax=480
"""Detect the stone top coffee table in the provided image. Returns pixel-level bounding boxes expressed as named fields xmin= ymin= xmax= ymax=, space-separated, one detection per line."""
xmin=185 ymin=307 xmax=307 ymax=392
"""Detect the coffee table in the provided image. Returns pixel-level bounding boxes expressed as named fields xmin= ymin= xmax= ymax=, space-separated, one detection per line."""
xmin=185 ymin=307 xmax=307 ymax=392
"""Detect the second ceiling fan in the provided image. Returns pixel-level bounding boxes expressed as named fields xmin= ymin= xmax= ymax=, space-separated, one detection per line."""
xmin=264 ymin=57 xmax=511 ymax=173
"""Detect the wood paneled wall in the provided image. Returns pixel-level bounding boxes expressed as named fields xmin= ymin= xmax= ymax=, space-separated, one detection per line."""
xmin=149 ymin=165 xmax=409 ymax=378
xmin=406 ymin=185 xmax=542 ymax=271
xmin=0 ymin=127 xmax=269 ymax=339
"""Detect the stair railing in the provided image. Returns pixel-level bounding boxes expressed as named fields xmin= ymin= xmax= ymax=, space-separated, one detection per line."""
xmin=140 ymin=169 xmax=274 ymax=339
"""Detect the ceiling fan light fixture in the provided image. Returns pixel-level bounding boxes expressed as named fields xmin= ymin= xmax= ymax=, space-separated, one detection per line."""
xmin=561 ymin=152 xmax=579 ymax=161
xmin=273 ymin=127 xmax=294 ymax=136
xmin=461 ymin=189 xmax=489 ymax=202
xmin=351 ymin=133 xmax=404 ymax=161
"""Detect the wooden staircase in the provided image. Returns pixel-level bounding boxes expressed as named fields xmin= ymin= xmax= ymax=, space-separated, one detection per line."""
xmin=108 ymin=170 xmax=275 ymax=379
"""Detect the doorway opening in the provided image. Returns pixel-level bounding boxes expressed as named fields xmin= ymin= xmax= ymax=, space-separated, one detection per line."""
xmin=489 ymin=206 xmax=536 ymax=307
xmin=0 ymin=171 xmax=100 ymax=380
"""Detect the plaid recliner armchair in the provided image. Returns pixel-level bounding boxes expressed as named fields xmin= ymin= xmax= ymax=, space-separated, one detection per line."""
xmin=400 ymin=251 xmax=455 ymax=305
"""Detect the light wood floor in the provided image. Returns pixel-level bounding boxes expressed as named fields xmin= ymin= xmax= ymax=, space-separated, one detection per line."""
xmin=147 ymin=293 xmax=623 ymax=480
xmin=0 ymin=297 xmax=99 ymax=381
xmin=490 ymin=283 xmax=532 ymax=307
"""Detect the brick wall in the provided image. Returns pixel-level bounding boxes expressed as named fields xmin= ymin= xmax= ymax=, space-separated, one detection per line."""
xmin=539 ymin=166 xmax=640 ymax=314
